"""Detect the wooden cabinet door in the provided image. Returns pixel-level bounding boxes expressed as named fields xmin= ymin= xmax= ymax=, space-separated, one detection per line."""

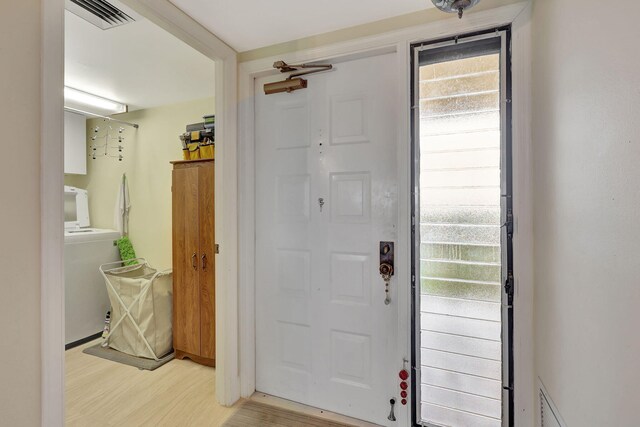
xmin=172 ymin=165 xmax=201 ymax=355
xmin=198 ymin=162 xmax=215 ymax=360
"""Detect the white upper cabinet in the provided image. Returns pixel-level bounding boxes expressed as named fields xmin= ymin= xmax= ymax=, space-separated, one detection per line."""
xmin=64 ymin=110 xmax=87 ymax=175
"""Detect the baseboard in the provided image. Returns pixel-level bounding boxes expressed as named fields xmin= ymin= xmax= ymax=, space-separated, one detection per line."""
xmin=65 ymin=332 xmax=102 ymax=350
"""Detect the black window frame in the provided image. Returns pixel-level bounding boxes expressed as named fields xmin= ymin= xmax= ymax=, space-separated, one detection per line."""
xmin=409 ymin=25 xmax=514 ymax=427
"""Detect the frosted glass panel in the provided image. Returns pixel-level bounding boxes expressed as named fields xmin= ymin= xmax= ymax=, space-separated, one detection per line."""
xmin=422 ymin=385 xmax=502 ymax=419
xmin=419 ymin=51 xmax=503 ymax=426
xmin=422 ymin=403 xmax=501 ymax=427
xmin=421 ymin=367 xmax=502 ymax=398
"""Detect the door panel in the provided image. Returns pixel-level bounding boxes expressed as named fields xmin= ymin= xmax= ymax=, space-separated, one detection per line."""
xmin=198 ymin=162 xmax=216 ymax=360
xmin=255 ymin=52 xmax=399 ymax=425
xmin=172 ymin=165 xmax=200 ymax=355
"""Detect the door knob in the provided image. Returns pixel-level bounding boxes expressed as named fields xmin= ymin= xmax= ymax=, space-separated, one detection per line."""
xmin=379 ymin=242 xmax=395 ymax=305
xmin=191 ymin=252 xmax=197 ymax=270
xmin=380 ymin=263 xmax=393 ymax=305
xmin=201 ymin=253 xmax=207 ymax=270
xmin=379 ymin=262 xmax=394 ymax=278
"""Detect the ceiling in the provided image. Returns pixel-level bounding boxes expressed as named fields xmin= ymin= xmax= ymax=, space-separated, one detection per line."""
xmin=65 ymin=0 xmax=215 ymax=112
xmin=169 ymin=0 xmax=434 ymax=52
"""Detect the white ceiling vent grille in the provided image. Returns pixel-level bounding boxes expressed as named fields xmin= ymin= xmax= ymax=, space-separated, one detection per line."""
xmin=66 ymin=0 xmax=135 ymax=30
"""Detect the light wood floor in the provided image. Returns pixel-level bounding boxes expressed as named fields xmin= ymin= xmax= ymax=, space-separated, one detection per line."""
xmin=65 ymin=340 xmax=238 ymax=426
xmin=66 ymin=340 xmax=377 ymax=427
xmin=249 ymin=394 xmax=379 ymax=427
xmin=222 ymin=400 xmax=354 ymax=427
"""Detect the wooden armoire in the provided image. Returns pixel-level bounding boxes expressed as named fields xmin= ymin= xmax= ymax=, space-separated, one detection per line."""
xmin=171 ymin=159 xmax=215 ymax=367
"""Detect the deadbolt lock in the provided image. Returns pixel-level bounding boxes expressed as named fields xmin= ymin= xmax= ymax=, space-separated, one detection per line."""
xmin=380 ymin=242 xmax=394 ymax=272
xmin=380 ymin=242 xmax=395 ymax=305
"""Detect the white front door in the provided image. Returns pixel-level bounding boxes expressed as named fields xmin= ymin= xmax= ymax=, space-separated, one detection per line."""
xmin=255 ymin=52 xmax=401 ymax=425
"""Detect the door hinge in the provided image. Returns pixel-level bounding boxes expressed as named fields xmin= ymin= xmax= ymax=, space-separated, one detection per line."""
xmin=214 ymin=244 xmax=220 ymax=254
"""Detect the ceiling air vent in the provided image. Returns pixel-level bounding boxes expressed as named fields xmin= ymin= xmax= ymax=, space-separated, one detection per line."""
xmin=66 ymin=0 xmax=135 ymax=30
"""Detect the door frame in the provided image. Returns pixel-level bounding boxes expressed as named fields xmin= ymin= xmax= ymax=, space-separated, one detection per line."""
xmin=41 ymin=1 xmax=238 ymax=425
xmin=238 ymin=2 xmax=534 ymax=426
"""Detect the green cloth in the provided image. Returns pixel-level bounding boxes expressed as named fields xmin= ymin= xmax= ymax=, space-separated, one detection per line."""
xmin=116 ymin=236 xmax=138 ymax=266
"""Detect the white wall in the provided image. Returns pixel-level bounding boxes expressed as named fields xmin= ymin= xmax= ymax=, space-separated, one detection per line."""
xmin=5 ymin=0 xmax=639 ymax=424
xmin=65 ymin=97 xmax=215 ymax=269
xmin=532 ymin=1 xmax=640 ymax=425
xmin=0 ymin=1 xmax=42 ymax=425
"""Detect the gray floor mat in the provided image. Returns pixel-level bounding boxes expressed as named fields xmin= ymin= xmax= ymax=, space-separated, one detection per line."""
xmin=82 ymin=343 xmax=174 ymax=371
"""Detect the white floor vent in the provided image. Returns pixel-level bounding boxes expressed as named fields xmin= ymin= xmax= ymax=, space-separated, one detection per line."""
xmin=539 ymin=380 xmax=567 ymax=427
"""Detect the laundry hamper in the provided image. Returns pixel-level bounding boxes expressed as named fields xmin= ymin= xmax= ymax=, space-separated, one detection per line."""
xmin=100 ymin=259 xmax=173 ymax=360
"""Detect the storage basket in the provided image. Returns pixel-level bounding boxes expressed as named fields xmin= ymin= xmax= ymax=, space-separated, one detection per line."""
xmin=100 ymin=260 xmax=173 ymax=360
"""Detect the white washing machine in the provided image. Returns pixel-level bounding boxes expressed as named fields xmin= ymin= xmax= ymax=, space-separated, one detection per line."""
xmin=64 ymin=186 xmax=121 ymax=346
xmin=64 ymin=228 xmax=121 ymax=346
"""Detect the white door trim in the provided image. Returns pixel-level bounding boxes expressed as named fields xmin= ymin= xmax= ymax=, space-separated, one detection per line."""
xmin=238 ymin=2 xmax=533 ymax=426
xmin=41 ymin=1 xmax=65 ymax=424
xmin=510 ymin=4 xmax=535 ymax=426
xmin=41 ymin=1 xmax=239 ymax=425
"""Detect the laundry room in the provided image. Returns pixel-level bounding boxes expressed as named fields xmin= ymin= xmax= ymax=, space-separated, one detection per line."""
xmin=61 ymin=0 xmax=223 ymax=423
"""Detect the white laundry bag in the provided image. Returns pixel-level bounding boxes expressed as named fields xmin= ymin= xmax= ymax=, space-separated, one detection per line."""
xmin=102 ymin=261 xmax=173 ymax=360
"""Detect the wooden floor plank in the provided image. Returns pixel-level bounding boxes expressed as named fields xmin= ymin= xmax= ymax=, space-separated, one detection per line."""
xmin=222 ymin=401 xmax=356 ymax=427
xmin=65 ymin=340 xmax=237 ymax=426
xmin=66 ymin=340 xmax=373 ymax=426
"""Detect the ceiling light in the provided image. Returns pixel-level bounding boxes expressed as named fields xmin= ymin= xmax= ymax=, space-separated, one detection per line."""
xmin=431 ymin=0 xmax=481 ymax=18
xmin=64 ymin=87 xmax=127 ymax=115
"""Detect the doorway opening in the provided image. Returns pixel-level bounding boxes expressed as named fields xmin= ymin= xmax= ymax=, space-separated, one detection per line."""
xmin=411 ymin=28 xmax=513 ymax=427
xmin=62 ymin=0 xmax=225 ymax=423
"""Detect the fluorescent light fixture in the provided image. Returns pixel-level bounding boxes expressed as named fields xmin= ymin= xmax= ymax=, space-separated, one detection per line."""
xmin=64 ymin=86 xmax=127 ymax=115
